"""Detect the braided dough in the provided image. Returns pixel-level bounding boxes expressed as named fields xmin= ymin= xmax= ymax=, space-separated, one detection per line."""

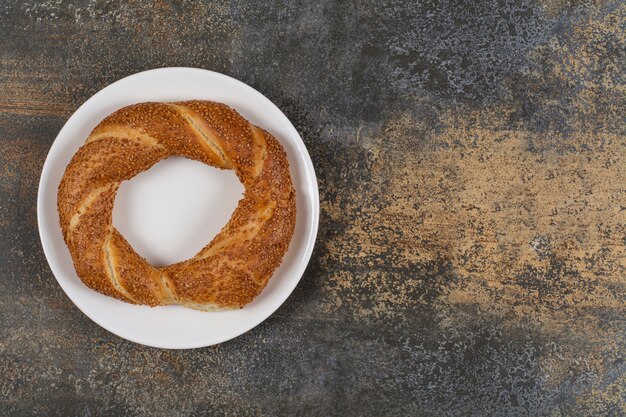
xmin=58 ymin=101 xmax=296 ymax=310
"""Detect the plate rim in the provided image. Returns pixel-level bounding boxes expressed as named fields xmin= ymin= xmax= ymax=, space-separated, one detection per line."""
xmin=36 ymin=67 xmax=319 ymax=349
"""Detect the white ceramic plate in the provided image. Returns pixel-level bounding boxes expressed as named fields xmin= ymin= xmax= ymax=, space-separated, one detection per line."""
xmin=37 ymin=68 xmax=319 ymax=349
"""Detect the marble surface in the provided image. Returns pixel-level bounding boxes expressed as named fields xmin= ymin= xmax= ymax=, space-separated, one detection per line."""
xmin=0 ymin=1 xmax=624 ymax=415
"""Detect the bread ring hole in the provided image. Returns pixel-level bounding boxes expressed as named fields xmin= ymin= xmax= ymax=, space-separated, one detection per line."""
xmin=112 ymin=156 xmax=244 ymax=267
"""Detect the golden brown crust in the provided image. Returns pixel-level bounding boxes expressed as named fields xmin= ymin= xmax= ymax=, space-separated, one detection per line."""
xmin=57 ymin=101 xmax=296 ymax=310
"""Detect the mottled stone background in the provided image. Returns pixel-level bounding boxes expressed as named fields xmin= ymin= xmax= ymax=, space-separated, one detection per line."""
xmin=1 ymin=1 xmax=624 ymax=416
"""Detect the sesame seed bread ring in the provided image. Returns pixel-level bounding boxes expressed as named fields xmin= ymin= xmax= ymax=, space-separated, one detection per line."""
xmin=57 ymin=101 xmax=296 ymax=311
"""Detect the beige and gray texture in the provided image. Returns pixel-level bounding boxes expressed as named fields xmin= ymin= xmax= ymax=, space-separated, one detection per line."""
xmin=0 ymin=1 xmax=624 ymax=416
